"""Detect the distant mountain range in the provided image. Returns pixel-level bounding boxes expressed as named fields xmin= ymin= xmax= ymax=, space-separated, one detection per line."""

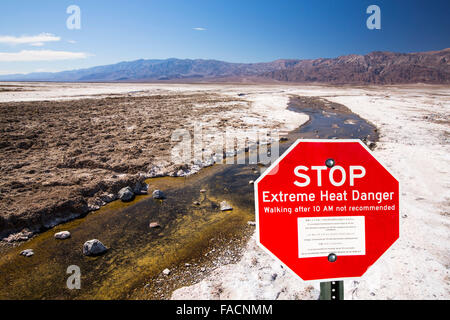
xmin=1 ymin=48 xmax=449 ymax=84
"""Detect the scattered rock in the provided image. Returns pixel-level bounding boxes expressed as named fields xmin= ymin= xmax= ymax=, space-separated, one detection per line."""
xmin=185 ymin=263 xmax=191 ymax=267
xmin=220 ymin=201 xmax=233 ymax=211
xmin=54 ymin=231 xmax=71 ymax=240
xmin=200 ymin=189 xmax=207 ymax=193
xmin=193 ymin=201 xmax=201 ymax=206
xmin=249 ymin=180 xmax=254 ymax=184
xmin=162 ymin=268 xmax=171 ymax=275
xmin=149 ymin=222 xmax=161 ymax=228
xmin=133 ymin=181 xmax=148 ymax=195
xmin=279 ymin=137 xmax=288 ymax=142
xmin=20 ymin=249 xmax=34 ymax=257
xmin=3 ymin=228 xmax=34 ymax=242
xmin=87 ymin=204 xmax=101 ymax=211
xmin=200 ymin=267 xmax=206 ymax=272
xmin=344 ymin=119 xmax=357 ymax=125
xmin=247 ymin=221 xmax=256 ymax=226
xmin=152 ymin=189 xmax=165 ymax=199
xmin=118 ymin=186 xmax=135 ymax=202
xmin=176 ymin=169 xmax=186 ymax=177
xmin=82 ymin=239 xmax=108 ymax=256
xmin=88 ymin=193 xmax=117 ymax=210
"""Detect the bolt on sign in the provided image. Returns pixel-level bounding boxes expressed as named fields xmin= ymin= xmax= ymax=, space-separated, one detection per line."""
xmin=254 ymin=139 xmax=399 ymax=281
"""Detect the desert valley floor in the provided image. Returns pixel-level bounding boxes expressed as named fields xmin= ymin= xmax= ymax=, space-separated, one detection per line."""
xmin=0 ymin=82 xmax=448 ymax=299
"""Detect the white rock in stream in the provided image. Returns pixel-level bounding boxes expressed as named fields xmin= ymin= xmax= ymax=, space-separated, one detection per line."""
xmin=82 ymin=239 xmax=108 ymax=256
xmin=118 ymin=186 xmax=135 ymax=202
xmin=220 ymin=201 xmax=233 ymax=211
xmin=162 ymin=268 xmax=171 ymax=275
xmin=149 ymin=222 xmax=161 ymax=228
xmin=152 ymin=189 xmax=166 ymax=199
xmin=54 ymin=231 xmax=71 ymax=240
xmin=20 ymin=249 xmax=34 ymax=257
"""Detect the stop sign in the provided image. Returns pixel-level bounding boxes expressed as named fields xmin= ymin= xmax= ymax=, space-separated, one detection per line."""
xmin=255 ymin=139 xmax=399 ymax=281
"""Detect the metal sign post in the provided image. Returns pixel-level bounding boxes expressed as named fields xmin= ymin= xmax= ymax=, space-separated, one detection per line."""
xmin=320 ymin=281 xmax=344 ymax=300
xmin=318 ymin=253 xmax=344 ymax=300
xmin=318 ymin=163 xmax=344 ymax=300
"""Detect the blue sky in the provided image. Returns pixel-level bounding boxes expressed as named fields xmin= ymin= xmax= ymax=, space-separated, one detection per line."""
xmin=0 ymin=0 xmax=449 ymax=74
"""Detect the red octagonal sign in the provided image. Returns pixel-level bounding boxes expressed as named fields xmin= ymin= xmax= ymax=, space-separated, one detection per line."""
xmin=255 ymin=139 xmax=399 ymax=281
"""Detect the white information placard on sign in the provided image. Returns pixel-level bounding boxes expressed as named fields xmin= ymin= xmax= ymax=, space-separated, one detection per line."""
xmin=297 ymin=216 xmax=366 ymax=258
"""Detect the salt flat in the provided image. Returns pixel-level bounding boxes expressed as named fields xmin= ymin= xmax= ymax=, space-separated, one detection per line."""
xmin=172 ymin=84 xmax=450 ymax=300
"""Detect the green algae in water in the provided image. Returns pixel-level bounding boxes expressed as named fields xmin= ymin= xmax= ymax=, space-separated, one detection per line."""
xmin=0 ymin=163 xmax=256 ymax=299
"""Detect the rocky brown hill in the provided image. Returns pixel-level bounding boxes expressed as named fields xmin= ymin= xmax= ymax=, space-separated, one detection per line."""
xmin=263 ymin=49 xmax=450 ymax=84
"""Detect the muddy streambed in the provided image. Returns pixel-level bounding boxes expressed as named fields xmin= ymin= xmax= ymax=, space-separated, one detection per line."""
xmin=0 ymin=96 xmax=378 ymax=299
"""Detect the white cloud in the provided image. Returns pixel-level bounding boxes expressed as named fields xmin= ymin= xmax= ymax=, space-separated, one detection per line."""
xmin=0 ymin=33 xmax=61 ymax=46
xmin=30 ymin=42 xmax=45 ymax=47
xmin=0 ymin=50 xmax=91 ymax=62
xmin=192 ymin=27 xmax=207 ymax=31
xmin=67 ymin=40 xmax=77 ymax=44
